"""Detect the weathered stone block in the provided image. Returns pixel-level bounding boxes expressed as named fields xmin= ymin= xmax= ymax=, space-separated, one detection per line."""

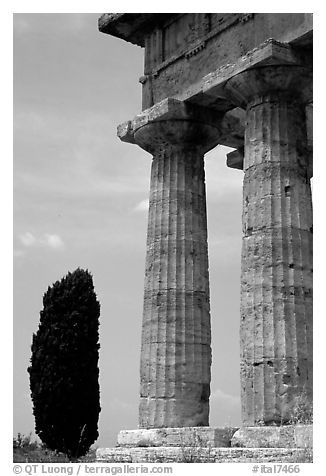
xmin=96 ymin=446 xmax=312 ymax=463
xmin=231 ymin=425 xmax=312 ymax=448
xmin=117 ymin=427 xmax=238 ymax=448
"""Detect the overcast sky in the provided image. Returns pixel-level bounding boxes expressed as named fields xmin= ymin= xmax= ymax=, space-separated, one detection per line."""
xmin=12 ymin=9 xmax=321 ymax=451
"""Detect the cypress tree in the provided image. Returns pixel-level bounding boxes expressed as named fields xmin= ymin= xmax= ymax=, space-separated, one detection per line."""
xmin=28 ymin=268 xmax=101 ymax=458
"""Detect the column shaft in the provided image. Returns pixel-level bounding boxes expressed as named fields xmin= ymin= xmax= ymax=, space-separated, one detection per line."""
xmin=240 ymin=94 xmax=313 ymax=424
xmin=139 ymin=145 xmax=211 ymax=428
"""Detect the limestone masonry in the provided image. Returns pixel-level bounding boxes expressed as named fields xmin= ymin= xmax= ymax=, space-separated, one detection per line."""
xmin=98 ymin=13 xmax=313 ymax=461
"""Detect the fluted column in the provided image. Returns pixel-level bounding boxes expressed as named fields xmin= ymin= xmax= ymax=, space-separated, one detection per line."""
xmin=134 ymin=114 xmax=220 ymax=428
xmin=225 ymin=66 xmax=313 ymax=425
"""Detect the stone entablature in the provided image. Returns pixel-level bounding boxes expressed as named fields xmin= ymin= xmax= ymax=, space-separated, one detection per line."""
xmin=99 ymin=13 xmax=312 ymax=110
xmin=116 ymin=40 xmax=312 ymax=162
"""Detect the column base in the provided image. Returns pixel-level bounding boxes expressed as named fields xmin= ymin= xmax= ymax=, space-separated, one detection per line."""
xmin=231 ymin=425 xmax=312 ymax=449
xmin=96 ymin=447 xmax=312 ymax=463
xmin=117 ymin=426 xmax=238 ymax=448
xmin=96 ymin=425 xmax=312 ymax=462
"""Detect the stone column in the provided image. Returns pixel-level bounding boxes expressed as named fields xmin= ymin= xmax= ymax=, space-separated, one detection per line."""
xmin=225 ymin=65 xmax=313 ymax=425
xmin=133 ymin=107 xmax=221 ymax=428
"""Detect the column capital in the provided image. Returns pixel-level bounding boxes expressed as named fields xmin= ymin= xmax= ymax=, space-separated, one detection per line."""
xmin=224 ymin=65 xmax=312 ymax=109
xmin=118 ymin=98 xmax=226 ymax=155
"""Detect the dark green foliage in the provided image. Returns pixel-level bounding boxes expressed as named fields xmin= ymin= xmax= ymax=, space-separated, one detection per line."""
xmin=28 ymin=268 xmax=101 ymax=459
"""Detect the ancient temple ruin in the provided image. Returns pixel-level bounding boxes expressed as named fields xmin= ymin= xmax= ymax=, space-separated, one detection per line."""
xmin=97 ymin=13 xmax=313 ymax=462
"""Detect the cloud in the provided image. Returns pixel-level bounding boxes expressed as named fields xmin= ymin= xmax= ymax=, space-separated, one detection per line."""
xmin=107 ymin=397 xmax=135 ymax=412
xmin=19 ymin=232 xmax=64 ymax=250
xmin=13 ymin=15 xmax=32 ymax=34
xmin=13 ymin=249 xmax=25 ymax=258
xmin=42 ymin=234 xmax=64 ymax=249
xmin=133 ymin=199 xmax=149 ymax=213
xmin=210 ymin=388 xmax=240 ymax=406
xmin=19 ymin=232 xmax=37 ymax=247
xmin=209 ymin=388 xmax=241 ymax=427
xmin=14 ymin=111 xmax=46 ymax=133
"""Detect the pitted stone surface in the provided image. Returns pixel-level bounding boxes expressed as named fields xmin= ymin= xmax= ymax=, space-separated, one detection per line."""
xmin=117 ymin=427 xmax=238 ymax=447
xmin=100 ymin=14 xmax=313 ymax=433
xmin=225 ymin=67 xmax=313 ymax=425
xmin=96 ymin=446 xmax=312 ymax=463
xmin=231 ymin=425 xmax=313 ymax=449
xmin=134 ymin=111 xmax=222 ymax=428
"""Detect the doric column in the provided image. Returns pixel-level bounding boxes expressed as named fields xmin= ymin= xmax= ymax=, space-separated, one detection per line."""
xmin=225 ymin=65 xmax=313 ymax=425
xmin=133 ymin=102 xmax=221 ymax=428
